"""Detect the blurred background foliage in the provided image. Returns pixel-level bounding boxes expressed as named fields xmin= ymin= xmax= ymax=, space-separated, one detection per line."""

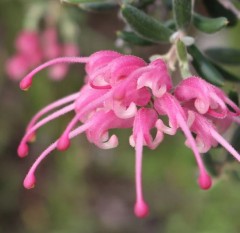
xmin=1 ymin=0 xmax=240 ymax=233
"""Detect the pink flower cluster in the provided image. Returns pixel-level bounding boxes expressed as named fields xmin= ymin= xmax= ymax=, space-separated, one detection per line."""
xmin=6 ymin=29 xmax=79 ymax=81
xmin=18 ymin=51 xmax=240 ymax=218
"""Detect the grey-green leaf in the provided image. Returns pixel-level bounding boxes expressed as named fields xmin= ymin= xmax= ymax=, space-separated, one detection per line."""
xmin=203 ymin=0 xmax=237 ymax=27
xmin=205 ymin=48 xmax=240 ymax=65
xmin=121 ymin=4 xmax=173 ymax=42
xmin=78 ymin=2 xmax=118 ymax=12
xmin=203 ymin=152 xmax=221 ymax=177
xmin=188 ymin=45 xmax=225 ymax=86
xmin=210 ymin=62 xmax=240 ymax=82
xmin=62 ymin=0 xmax=101 ymax=4
xmin=193 ymin=13 xmax=228 ymax=33
xmin=173 ymin=0 xmax=192 ymax=29
xmin=117 ymin=31 xmax=154 ymax=46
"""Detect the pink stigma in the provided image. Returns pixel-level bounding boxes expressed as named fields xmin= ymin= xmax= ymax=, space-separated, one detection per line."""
xmin=20 ymin=76 xmax=32 ymax=90
xmin=198 ymin=172 xmax=212 ymax=190
xmin=134 ymin=201 xmax=149 ymax=218
xmin=23 ymin=173 xmax=36 ymax=189
xmin=17 ymin=143 xmax=29 ymax=158
xmin=57 ymin=136 xmax=71 ymax=151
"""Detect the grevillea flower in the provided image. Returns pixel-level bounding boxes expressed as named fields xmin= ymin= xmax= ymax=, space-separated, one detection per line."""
xmin=18 ymin=50 xmax=240 ymax=218
xmin=6 ymin=29 xmax=79 ymax=81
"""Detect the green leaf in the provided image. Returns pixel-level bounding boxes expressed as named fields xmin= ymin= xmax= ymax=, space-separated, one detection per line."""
xmin=121 ymin=4 xmax=173 ymax=42
xmin=173 ymin=0 xmax=192 ymax=29
xmin=209 ymin=62 xmax=240 ymax=82
xmin=193 ymin=13 xmax=228 ymax=33
xmin=62 ymin=0 xmax=101 ymax=3
xmin=176 ymin=39 xmax=191 ymax=77
xmin=78 ymin=2 xmax=118 ymax=12
xmin=203 ymin=0 xmax=238 ymax=27
xmin=203 ymin=152 xmax=221 ymax=177
xmin=228 ymin=90 xmax=239 ymax=107
xmin=205 ymin=48 xmax=240 ymax=65
xmin=117 ymin=31 xmax=154 ymax=46
xmin=187 ymin=45 xmax=225 ymax=86
xmin=134 ymin=0 xmax=156 ymax=8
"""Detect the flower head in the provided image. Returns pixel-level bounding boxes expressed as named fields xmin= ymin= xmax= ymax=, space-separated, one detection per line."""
xmin=6 ymin=28 xmax=79 ymax=81
xmin=19 ymin=50 xmax=240 ymax=217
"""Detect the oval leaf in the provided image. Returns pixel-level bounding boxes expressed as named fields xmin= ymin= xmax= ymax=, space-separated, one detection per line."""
xmin=117 ymin=31 xmax=154 ymax=46
xmin=62 ymin=0 xmax=101 ymax=3
xmin=134 ymin=0 xmax=155 ymax=8
xmin=193 ymin=13 xmax=228 ymax=33
xmin=121 ymin=4 xmax=173 ymax=42
xmin=203 ymin=152 xmax=221 ymax=177
xmin=205 ymin=48 xmax=240 ymax=65
xmin=187 ymin=45 xmax=225 ymax=86
xmin=210 ymin=62 xmax=240 ymax=82
xmin=202 ymin=0 xmax=238 ymax=27
xmin=173 ymin=0 xmax=192 ymax=29
xmin=78 ymin=2 xmax=118 ymax=12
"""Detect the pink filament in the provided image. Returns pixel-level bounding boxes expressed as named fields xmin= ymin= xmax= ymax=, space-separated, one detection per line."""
xmin=134 ymin=130 xmax=149 ymax=218
xmin=177 ymin=113 xmax=212 ymax=190
xmin=20 ymin=57 xmax=89 ymax=90
xmin=23 ymin=122 xmax=93 ymax=189
xmin=26 ymin=92 xmax=79 ymax=133
xmin=18 ymin=103 xmax=75 ymax=157
xmin=210 ymin=128 xmax=240 ymax=161
xmin=57 ymin=90 xmax=114 ymax=150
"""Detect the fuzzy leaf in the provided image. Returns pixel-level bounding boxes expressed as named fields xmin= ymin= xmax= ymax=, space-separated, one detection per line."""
xmin=62 ymin=0 xmax=101 ymax=3
xmin=188 ymin=45 xmax=225 ymax=86
xmin=78 ymin=2 xmax=117 ymax=11
xmin=193 ymin=13 xmax=228 ymax=33
xmin=203 ymin=0 xmax=238 ymax=27
xmin=210 ymin=62 xmax=240 ymax=82
xmin=203 ymin=152 xmax=221 ymax=177
xmin=117 ymin=31 xmax=154 ymax=46
xmin=121 ymin=4 xmax=173 ymax=42
xmin=173 ymin=0 xmax=192 ymax=29
xmin=205 ymin=48 xmax=240 ymax=65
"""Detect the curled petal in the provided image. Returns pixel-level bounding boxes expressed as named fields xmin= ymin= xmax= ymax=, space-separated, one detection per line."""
xmin=97 ymin=134 xmax=119 ymax=149
xmin=112 ymin=101 xmax=137 ymax=119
